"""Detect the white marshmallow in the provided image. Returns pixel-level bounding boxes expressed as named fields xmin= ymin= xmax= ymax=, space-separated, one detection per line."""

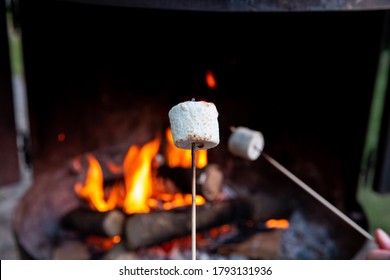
xmin=168 ymin=101 xmax=220 ymax=150
xmin=228 ymin=126 xmax=264 ymax=161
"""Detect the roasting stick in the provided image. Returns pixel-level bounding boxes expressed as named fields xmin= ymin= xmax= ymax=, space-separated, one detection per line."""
xmin=168 ymin=99 xmax=220 ymax=260
xmin=262 ymin=152 xmax=373 ymax=241
xmin=191 ymin=143 xmax=197 ymax=260
xmin=228 ymin=126 xmax=374 ymax=241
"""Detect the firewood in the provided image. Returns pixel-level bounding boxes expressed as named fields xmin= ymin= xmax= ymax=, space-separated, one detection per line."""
xmin=237 ymin=190 xmax=295 ymax=223
xmin=216 ymin=229 xmax=282 ymax=260
xmin=156 ymin=163 xmax=224 ymax=201
xmin=69 ymin=146 xmax=127 ymax=185
xmin=124 ymin=199 xmax=251 ymax=251
xmin=198 ymin=164 xmax=224 ymax=201
xmin=61 ymin=207 xmax=125 ymax=237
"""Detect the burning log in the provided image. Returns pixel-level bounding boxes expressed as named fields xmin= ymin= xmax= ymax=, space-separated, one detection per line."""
xmin=124 ymin=199 xmax=251 ymax=251
xmin=61 ymin=207 xmax=125 ymax=237
xmin=157 ymin=163 xmax=224 ymax=201
xmin=69 ymin=145 xmax=129 ymax=185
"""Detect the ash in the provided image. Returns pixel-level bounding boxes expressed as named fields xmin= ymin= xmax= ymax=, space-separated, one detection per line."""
xmin=281 ymin=209 xmax=337 ymax=259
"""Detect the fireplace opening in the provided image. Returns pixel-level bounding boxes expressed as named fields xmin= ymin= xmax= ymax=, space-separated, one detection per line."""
xmin=12 ymin=0 xmax=387 ymax=259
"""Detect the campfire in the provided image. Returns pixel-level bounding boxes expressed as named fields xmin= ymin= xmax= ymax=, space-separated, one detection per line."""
xmin=72 ymin=128 xmax=207 ymax=215
xmin=13 ymin=120 xmax=366 ymax=260
xmin=67 ymin=127 xmax=215 ymax=252
xmin=15 ymin=125 xmax=294 ymax=260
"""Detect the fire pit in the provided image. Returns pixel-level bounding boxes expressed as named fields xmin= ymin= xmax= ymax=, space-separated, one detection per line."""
xmin=13 ymin=101 xmax=366 ymax=259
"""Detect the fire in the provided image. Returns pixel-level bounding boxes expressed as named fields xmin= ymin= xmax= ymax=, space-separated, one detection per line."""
xmin=106 ymin=161 xmax=123 ymax=175
xmin=206 ymin=70 xmax=217 ymax=89
xmin=85 ymin=235 xmax=121 ymax=252
xmin=165 ymin=128 xmax=207 ymax=168
xmin=75 ymin=128 xmax=207 ymax=214
xmin=265 ymin=219 xmax=289 ymax=229
xmin=74 ymin=153 xmax=117 ymax=212
xmin=123 ymin=137 xmax=161 ymax=214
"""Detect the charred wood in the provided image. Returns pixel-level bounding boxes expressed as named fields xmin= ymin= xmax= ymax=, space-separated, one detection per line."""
xmin=68 ymin=140 xmax=141 ymax=185
xmin=124 ymin=199 xmax=251 ymax=251
xmin=217 ymin=229 xmax=282 ymax=260
xmin=61 ymin=207 xmax=125 ymax=237
xmin=156 ymin=163 xmax=224 ymax=201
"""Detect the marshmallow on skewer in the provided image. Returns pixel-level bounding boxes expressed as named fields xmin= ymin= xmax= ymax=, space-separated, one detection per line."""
xmin=168 ymin=100 xmax=220 ymax=261
xmin=228 ymin=126 xmax=264 ymax=161
xmin=227 ymin=126 xmax=374 ymax=241
xmin=168 ymin=100 xmax=220 ymax=150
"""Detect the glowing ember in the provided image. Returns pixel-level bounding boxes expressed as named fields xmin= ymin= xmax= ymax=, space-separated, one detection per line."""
xmin=161 ymin=193 xmax=205 ymax=210
xmin=209 ymin=224 xmax=232 ymax=238
xmin=265 ymin=219 xmax=289 ymax=229
xmin=85 ymin=235 xmax=121 ymax=252
xmin=206 ymin=70 xmax=217 ymax=89
xmin=57 ymin=132 xmax=66 ymax=142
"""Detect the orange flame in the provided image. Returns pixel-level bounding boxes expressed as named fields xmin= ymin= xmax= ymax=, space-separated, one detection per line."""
xmin=74 ymin=154 xmax=117 ymax=212
xmin=75 ymin=129 xmax=208 ymax=215
xmin=85 ymin=235 xmax=121 ymax=251
xmin=162 ymin=193 xmax=205 ymax=210
xmin=206 ymin=70 xmax=217 ymax=89
xmin=165 ymin=128 xmax=207 ymax=168
xmin=265 ymin=219 xmax=289 ymax=229
xmin=106 ymin=161 xmax=123 ymax=175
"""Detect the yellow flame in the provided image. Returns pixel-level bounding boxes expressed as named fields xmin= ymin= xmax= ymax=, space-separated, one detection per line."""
xmin=75 ymin=131 xmax=208 ymax=215
xmin=123 ymin=137 xmax=161 ymax=214
xmin=161 ymin=193 xmax=205 ymax=210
